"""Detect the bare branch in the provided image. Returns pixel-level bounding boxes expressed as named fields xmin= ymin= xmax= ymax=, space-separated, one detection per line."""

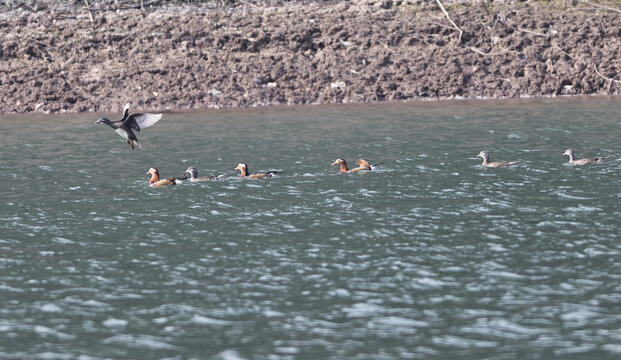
xmin=517 ymin=28 xmax=546 ymax=37
xmin=580 ymin=0 xmax=621 ymax=13
xmin=427 ymin=21 xmax=457 ymax=31
xmin=434 ymin=0 xmax=463 ymax=43
xmin=593 ymin=63 xmax=620 ymax=94
xmin=411 ymin=36 xmax=437 ymax=48
xmin=239 ymin=0 xmax=261 ymax=9
xmin=83 ymin=0 xmax=95 ymax=23
xmin=84 ymin=0 xmax=162 ymax=12
xmin=380 ymin=42 xmax=395 ymax=53
xmin=469 ymin=46 xmax=506 ymax=56
xmin=552 ymin=44 xmax=574 ymax=59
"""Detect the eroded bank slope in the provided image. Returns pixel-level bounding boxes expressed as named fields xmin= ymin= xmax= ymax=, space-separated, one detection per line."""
xmin=0 ymin=1 xmax=619 ymax=113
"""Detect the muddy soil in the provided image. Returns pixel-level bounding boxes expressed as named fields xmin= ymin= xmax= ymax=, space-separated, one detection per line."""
xmin=0 ymin=0 xmax=619 ymax=113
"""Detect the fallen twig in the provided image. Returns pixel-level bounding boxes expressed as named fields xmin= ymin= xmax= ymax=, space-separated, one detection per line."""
xmin=84 ymin=0 xmax=162 ymax=12
xmin=580 ymin=0 xmax=621 ymax=13
xmin=83 ymin=0 xmax=95 ymax=23
xmin=412 ymin=36 xmax=437 ymax=48
xmin=552 ymin=44 xmax=573 ymax=59
xmin=380 ymin=42 xmax=395 ymax=53
xmin=20 ymin=3 xmax=39 ymax=11
xmin=33 ymin=44 xmax=53 ymax=62
xmin=427 ymin=21 xmax=458 ymax=31
xmin=435 ymin=0 xmax=463 ymax=43
xmin=518 ymin=28 xmax=546 ymax=37
xmin=593 ymin=63 xmax=620 ymax=93
xmin=239 ymin=0 xmax=261 ymax=9
xmin=469 ymin=46 xmax=507 ymax=56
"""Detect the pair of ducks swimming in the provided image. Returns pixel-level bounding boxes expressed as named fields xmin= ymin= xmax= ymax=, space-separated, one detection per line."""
xmin=477 ymin=149 xmax=610 ymax=167
xmin=146 ymin=158 xmax=377 ymax=187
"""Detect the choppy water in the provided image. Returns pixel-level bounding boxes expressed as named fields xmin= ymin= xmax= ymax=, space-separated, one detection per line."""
xmin=1 ymin=98 xmax=621 ymax=359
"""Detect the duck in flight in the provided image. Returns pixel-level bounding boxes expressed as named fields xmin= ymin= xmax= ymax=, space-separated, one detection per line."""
xmin=563 ymin=149 xmax=610 ymax=165
xmin=95 ymin=103 xmax=162 ymax=149
xmin=477 ymin=151 xmax=519 ymax=167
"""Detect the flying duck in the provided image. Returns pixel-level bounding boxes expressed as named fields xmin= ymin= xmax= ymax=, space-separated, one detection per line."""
xmin=146 ymin=168 xmax=180 ymax=187
xmin=563 ymin=149 xmax=610 ymax=165
xmin=234 ymin=163 xmax=278 ymax=179
xmin=95 ymin=103 xmax=162 ymax=149
xmin=331 ymin=158 xmax=377 ymax=173
xmin=477 ymin=151 xmax=519 ymax=167
xmin=183 ymin=166 xmax=227 ymax=182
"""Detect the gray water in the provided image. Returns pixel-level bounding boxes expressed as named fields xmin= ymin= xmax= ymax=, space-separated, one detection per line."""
xmin=1 ymin=98 xmax=620 ymax=359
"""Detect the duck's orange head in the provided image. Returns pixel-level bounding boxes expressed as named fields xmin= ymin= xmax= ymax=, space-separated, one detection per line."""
xmin=235 ymin=163 xmax=248 ymax=171
xmin=146 ymin=168 xmax=159 ymax=176
xmin=331 ymin=158 xmax=345 ymax=166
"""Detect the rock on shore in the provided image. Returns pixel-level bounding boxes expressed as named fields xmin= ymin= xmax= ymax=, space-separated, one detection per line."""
xmin=0 ymin=0 xmax=619 ymax=113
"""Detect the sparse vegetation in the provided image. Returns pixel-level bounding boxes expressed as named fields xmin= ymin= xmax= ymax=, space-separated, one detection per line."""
xmin=0 ymin=0 xmax=619 ymax=113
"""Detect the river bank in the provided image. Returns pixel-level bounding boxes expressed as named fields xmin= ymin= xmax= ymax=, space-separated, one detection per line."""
xmin=0 ymin=0 xmax=619 ymax=114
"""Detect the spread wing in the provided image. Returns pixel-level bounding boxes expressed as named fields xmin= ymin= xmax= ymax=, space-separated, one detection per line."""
xmin=125 ymin=113 xmax=162 ymax=132
xmin=120 ymin=103 xmax=130 ymax=122
xmin=109 ymin=103 xmax=131 ymax=124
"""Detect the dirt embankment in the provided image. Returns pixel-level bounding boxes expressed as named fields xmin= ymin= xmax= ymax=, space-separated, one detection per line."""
xmin=0 ymin=0 xmax=619 ymax=114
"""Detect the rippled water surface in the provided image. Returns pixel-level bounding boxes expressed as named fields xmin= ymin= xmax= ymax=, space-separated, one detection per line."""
xmin=1 ymin=98 xmax=621 ymax=359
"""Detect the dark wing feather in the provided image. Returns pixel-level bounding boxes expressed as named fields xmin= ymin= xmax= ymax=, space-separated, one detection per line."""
xmin=125 ymin=113 xmax=162 ymax=132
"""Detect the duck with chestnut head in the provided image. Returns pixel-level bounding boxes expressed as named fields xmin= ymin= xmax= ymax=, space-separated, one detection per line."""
xmin=331 ymin=158 xmax=377 ymax=173
xmin=146 ymin=168 xmax=181 ymax=187
xmin=234 ymin=163 xmax=279 ymax=179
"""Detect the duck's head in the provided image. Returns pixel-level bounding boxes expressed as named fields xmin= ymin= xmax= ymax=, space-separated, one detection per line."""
xmin=477 ymin=151 xmax=488 ymax=159
xmin=331 ymin=158 xmax=345 ymax=166
xmin=235 ymin=163 xmax=248 ymax=171
xmin=146 ymin=168 xmax=159 ymax=176
xmin=185 ymin=166 xmax=199 ymax=178
xmin=563 ymin=149 xmax=574 ymax=157
xmin=94 ymin=117 xmax=111 ymax=125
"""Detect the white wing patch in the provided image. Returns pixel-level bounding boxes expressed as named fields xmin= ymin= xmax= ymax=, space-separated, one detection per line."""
xmin=133 ymin=113 xmax=162 ymax=131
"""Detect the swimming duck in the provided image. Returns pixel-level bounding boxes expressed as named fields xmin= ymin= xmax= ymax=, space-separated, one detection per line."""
xmin=331 ymin=158 xmax=377 ymax=173
xmin=563 ymin=149 xmax=610 ymax=165
xmin=183 ymin=166 xmax=227 ymax=182
xmin=477 ymin=151 xmax=519 ymax=167
xmin=146 ymin=168 xmax=180 ymax=187
xmin=95 ymin=103 xmax=162 ymax=149
xmin=234 ymin=163 xmax=278 ymax=179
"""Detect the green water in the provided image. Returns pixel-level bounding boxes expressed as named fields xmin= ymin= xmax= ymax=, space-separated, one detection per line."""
xmin=1 ymin=98 xmax=620 ymax=359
